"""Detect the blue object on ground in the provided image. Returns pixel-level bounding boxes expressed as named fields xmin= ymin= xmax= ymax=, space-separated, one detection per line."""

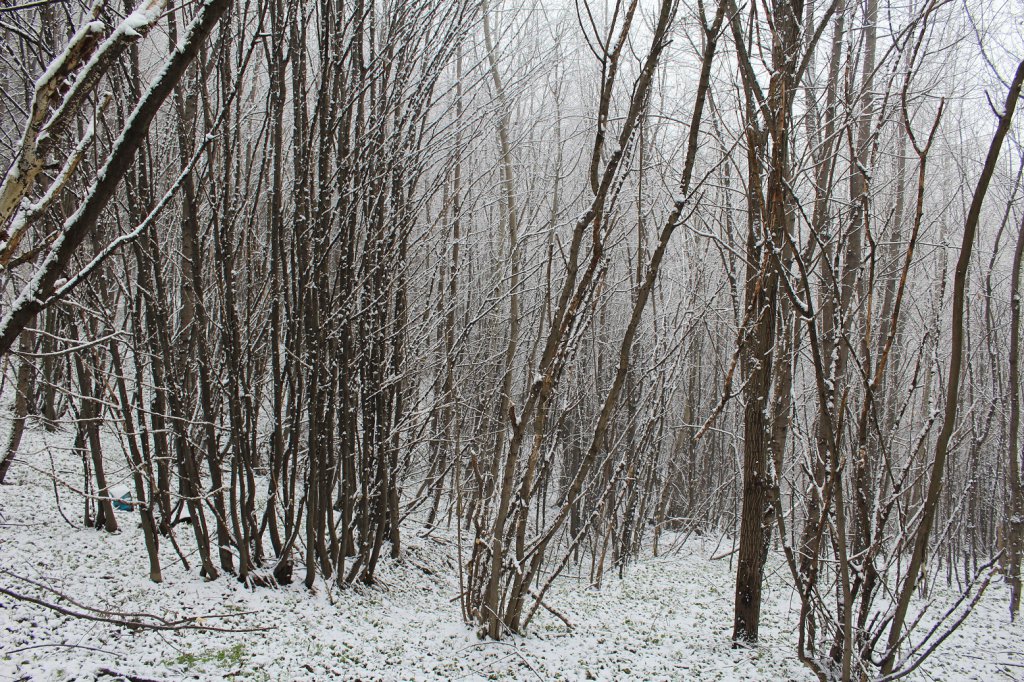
xmin=108 ymin=484 xmax=133 ymax=511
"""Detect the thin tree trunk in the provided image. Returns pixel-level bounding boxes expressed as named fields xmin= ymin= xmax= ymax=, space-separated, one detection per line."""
xmin=882 ymin=57 xmax=1024 ymax=675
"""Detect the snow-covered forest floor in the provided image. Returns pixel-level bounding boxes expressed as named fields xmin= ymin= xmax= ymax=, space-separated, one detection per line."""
xmin=2 ymin=418 xmax=1022 ymax=681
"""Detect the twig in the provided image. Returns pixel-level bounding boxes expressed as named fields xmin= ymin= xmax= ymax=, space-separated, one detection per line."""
xmin=2 ymin=642 xmax=119 ymax=657
xmin=48 ymin=447 xmax=77 ymax=529
xmin=711 ymin=546 xmax=739 ymax=561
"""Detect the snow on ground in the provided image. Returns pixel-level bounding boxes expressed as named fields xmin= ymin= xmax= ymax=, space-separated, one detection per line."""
xmin=1 ymin=416 xmax=1022 ymax=681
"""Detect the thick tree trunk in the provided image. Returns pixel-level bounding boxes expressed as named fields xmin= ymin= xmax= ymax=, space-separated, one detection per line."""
xmin=730 ymin=0 xmax=803 ymax=645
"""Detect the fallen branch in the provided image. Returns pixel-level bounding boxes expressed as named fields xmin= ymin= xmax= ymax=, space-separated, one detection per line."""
xmin=1 ymin=570 xmax=268 ymax=633
xmin=527 ymin=587 xmax=574 ymax=630
xmin=96 ymin=668 xmax=167 ymax=682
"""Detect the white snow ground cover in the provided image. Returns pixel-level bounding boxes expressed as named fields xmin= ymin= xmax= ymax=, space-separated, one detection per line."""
xmin=1 ymin=415 xmax=1022 ymax=681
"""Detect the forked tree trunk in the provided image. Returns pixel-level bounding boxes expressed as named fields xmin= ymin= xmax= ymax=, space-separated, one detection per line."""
xmin=730 ymin=0 xmax=804 ymax=644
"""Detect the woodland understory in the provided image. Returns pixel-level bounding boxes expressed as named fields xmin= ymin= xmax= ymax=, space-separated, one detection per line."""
xmin=1 ymin=0 xmax=1023 ymax=680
